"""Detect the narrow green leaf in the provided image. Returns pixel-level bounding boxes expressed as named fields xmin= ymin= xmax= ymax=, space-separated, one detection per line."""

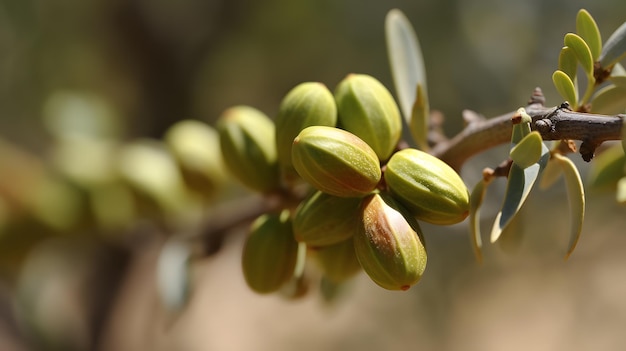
xmin=469 ymin=179 xmax=489 ymax=262
xmin=559 ymin=46 xmax=578 ymax=82
xmin=576 ymin=9 xmax=602 ymax=61
xmin=599 ymin=21 xmax=626 ymax=68
xmin=590 ymin=84 xmax=626 ymax=115
xmin=564 ymin=33 xmax=594 ymax=77
xmin=587 ymin=144 xmax=625 ymax=190
xmin=609 ymin=63 xmax=626 ymax=87
xmin=539 ymin=158 xmax=564 ymax=190
xmin=553 ymin=154 xmax=585 ymax=259
xmin=510 ymin=131 xmax=543 ymax=169
xmin=409 ymin=84 xmax=430 ymax=151
xmin=552 ymin=70 xmax=578 ymax=107
xmin=385 ymin=9 xmax=429 ymax=128
xmin=490 ymin=144 xmax=550 ymax=243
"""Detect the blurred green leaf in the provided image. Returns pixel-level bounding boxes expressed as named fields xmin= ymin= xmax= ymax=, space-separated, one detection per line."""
xmin=553 ymin=70 xmax=578 ymax=107
xmin=587 ymin=144 xmax=625 ymax=190
xmin=510 ymin=131 xmax=543 ymax=169
xmin=469 ymin=179 xmax=489 ymax=262
xmin=565 ymin=33 xmax=594 ymax=77
xmin=553 ymin=154 xmax=585 ymax=259
xmin=599 ymin=21 xmax=626 ymax=68
xmin=385 ymin=8 xmax=429 ymax=147
xmin=609 ymin=63 xmax=626 ymax=87
xmin=559 ymin=46 xmax=578 ymax=82
xmin=590 ymin=84 xmax=626 ymax=114
xmin=539 ymin=158 xmax=564 ymax=190
xmin=617 ymin=176 xmax=626 ymax=204
xmin=576 ymin=9 xmax=602 ymax=61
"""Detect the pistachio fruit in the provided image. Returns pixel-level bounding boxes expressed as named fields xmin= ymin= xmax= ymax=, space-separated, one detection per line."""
xmin=354 ymin=193 xmax=427 ymax=291
xmin=293 ymin=191 xmax=362 ymax=246
xmin=384 ymin=148 xmax=470 ymax=225
xmin=312 ymin=238 xmax=362 ymax=283
xmin=217 ymin=106 xmax=280 ymax=193
xmin=335 ymin=74 xmax=402 ymax=161
xmin=241 ymin=210 xmax=299 ymax=294
xmin=275 ymin=82 xmax=337 ymax=182
xmin=292 ymin=126 xmax=381 ymax=197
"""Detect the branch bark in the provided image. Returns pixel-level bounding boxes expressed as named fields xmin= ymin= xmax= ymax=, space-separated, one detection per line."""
xmin=432 ymin=101 xmax=625 ymax=171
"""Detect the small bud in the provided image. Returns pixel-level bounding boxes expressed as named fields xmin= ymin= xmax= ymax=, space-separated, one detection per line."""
xmin=293 ymin=191 xmax=361 ymax=246
xmin=384 ymin=148 xmax=470 ymax=225
xmin=292 ymin=126 xmax=381 ymax=198
xmin=217 ymin=106 xmax=280 ymax=193
xmin=241 ymin=210 xmax=299 ymax=294
xmin=312 ymin=238 xmax=362 ymax=284
xmin=354 ymin=193 xmax=427 ymax=291
xmin=275 ymin=82 xmax=337 ymax=182
xmin=335 ymin=74 xmax=402 ymax=161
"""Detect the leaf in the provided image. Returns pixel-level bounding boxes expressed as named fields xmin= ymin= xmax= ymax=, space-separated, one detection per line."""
xmin=539 ymin=158 xmax=564 ymax=190
xmin=553 ymin=154 xmax=585 ymax=259
xmin=552 ymin=70 xmax=578 ymax=108
xmin=469 ymin=179 xmax=489 ymax=262
xmin=558 ymin=46 xmax=578 ymax=82
xmin=409 ymin=84 xmax=430 ymax=151
xmin=609 ymin=63 xmax=626 ymax=87
xmin=490 ymin=144 xmax=550 ymax=243
xmin=385 ymin=9 xmax=429 ymax=132
xmin=599 ymin=21 xmax=626 ymax=68
xmin=564 ymin=33 xmax=594 ymax=77
xmin=617 ymin=176 xmax=626 ymax=204
xmin=590 ymin=84 xmax=626 ymax=115
xmin=576 ymin=9 xmax=602 ymax=61
xmin=510 ymin=131 xmax=543 ymax=169
xmin=587 ymin=144 xmax=625 ymax=190
xmin=156 ymin=239 xmax=192 ymax=311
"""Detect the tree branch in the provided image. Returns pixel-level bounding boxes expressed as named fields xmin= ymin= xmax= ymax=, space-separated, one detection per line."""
xmin=432 ymin=95 xmax=625 ymax=171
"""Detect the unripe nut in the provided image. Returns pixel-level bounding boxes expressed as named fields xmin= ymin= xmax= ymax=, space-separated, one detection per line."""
xmin=312 ymin=238 xmax=362 ymax=284
xmin=293 ymin=191 xmax=361 ymax=246
xmin=354 ymin=193 xmax=427 ymax=291
xmin=275 ymin=82 xmax=337 ymax=181
xmin=241 ymin=211 xmax=298 ymax=294
xmin=217 ymin=106 xmax=280 ymax=193
xmin=335 ymin=74 xmax=402 ymax=161
xmin=384 ymin=148 xmax=470 ymax=225
xmin=292 ymin=126 xmax=381 ymax=198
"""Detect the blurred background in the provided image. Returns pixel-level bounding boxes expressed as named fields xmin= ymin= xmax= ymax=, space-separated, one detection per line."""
xmin=1 ymin=0 xmax=626 ymax=350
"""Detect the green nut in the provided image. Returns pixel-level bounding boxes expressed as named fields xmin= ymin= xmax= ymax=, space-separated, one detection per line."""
xmin=312 ymin=238 xmax=362 ymax=284
xmin=241 ymin=210 xmax=299 ymax=294
xmin=293 ymin=190 xmax=362 ymax=247
xmin=335 ymin=74 xmax=402 ymax=161
xmin=354 ymin=193 xmax=427 ymax=291
xmin=292 ymin=126 xmax=381 ymax=197
xmin=384 ymin=148 xmax=470 ymax=225
xmin=217 ymin=106 xmax=280 ymax=193
xmin=164 ymin=120 xmax=226 ymax=197
xmin=275 ymin=82 xmax=337 ymax=182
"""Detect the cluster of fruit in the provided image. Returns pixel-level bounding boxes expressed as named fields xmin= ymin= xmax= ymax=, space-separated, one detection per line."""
xmin=217 ymin=74 xmax=470 ymax=293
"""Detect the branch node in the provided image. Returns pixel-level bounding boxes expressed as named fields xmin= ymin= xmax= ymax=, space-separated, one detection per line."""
xmin=579 ymin=140 xmax=597 ymax=162
xmin=528 ymin=87 xmax=545 ymax=106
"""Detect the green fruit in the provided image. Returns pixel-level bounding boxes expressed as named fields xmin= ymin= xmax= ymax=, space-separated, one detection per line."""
xmin=354 ymin=193 xmax=427 ymax=291
xmin=241 ymin=210 xmax=298 ymax=294
xmin=335 ymin=74 xmax=402 ymax=161
xmin=312 ymin=238 xmax=362 ymax=283
xmin=385 ymin=148 xmax=470 ymax=225
xmin=275 ymin=82 xmax=337 ymax=182
xmin=293 ymin=191 xmax=361 ymax=246
xmin=217 ymin=106 xmax=280 ymax=193
xmin=292 ymin=126 xmax=381 ymax=197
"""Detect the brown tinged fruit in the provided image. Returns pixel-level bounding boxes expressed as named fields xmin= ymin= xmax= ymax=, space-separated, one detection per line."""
xmin=217 ymin=106 xmax=280 ymax=193
xmin=293 ymin=191 xmax=361 ymax=246
xmin=312 ymin=238 xmax=362 ymax=284
xmin=291 ymin=126 xmax=381 ymax=198
xmin=354 ymin=193 xmax=427 ymax=291
xmin=384 ymin=148 xmax=470 ymax=225
xmin=334 ymin=74 xmax=402 ymax=161
xmin=241 ymin=210 xmax=298 ymax=294
xmin=275 ymin=82 xmax=337 ymax=182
